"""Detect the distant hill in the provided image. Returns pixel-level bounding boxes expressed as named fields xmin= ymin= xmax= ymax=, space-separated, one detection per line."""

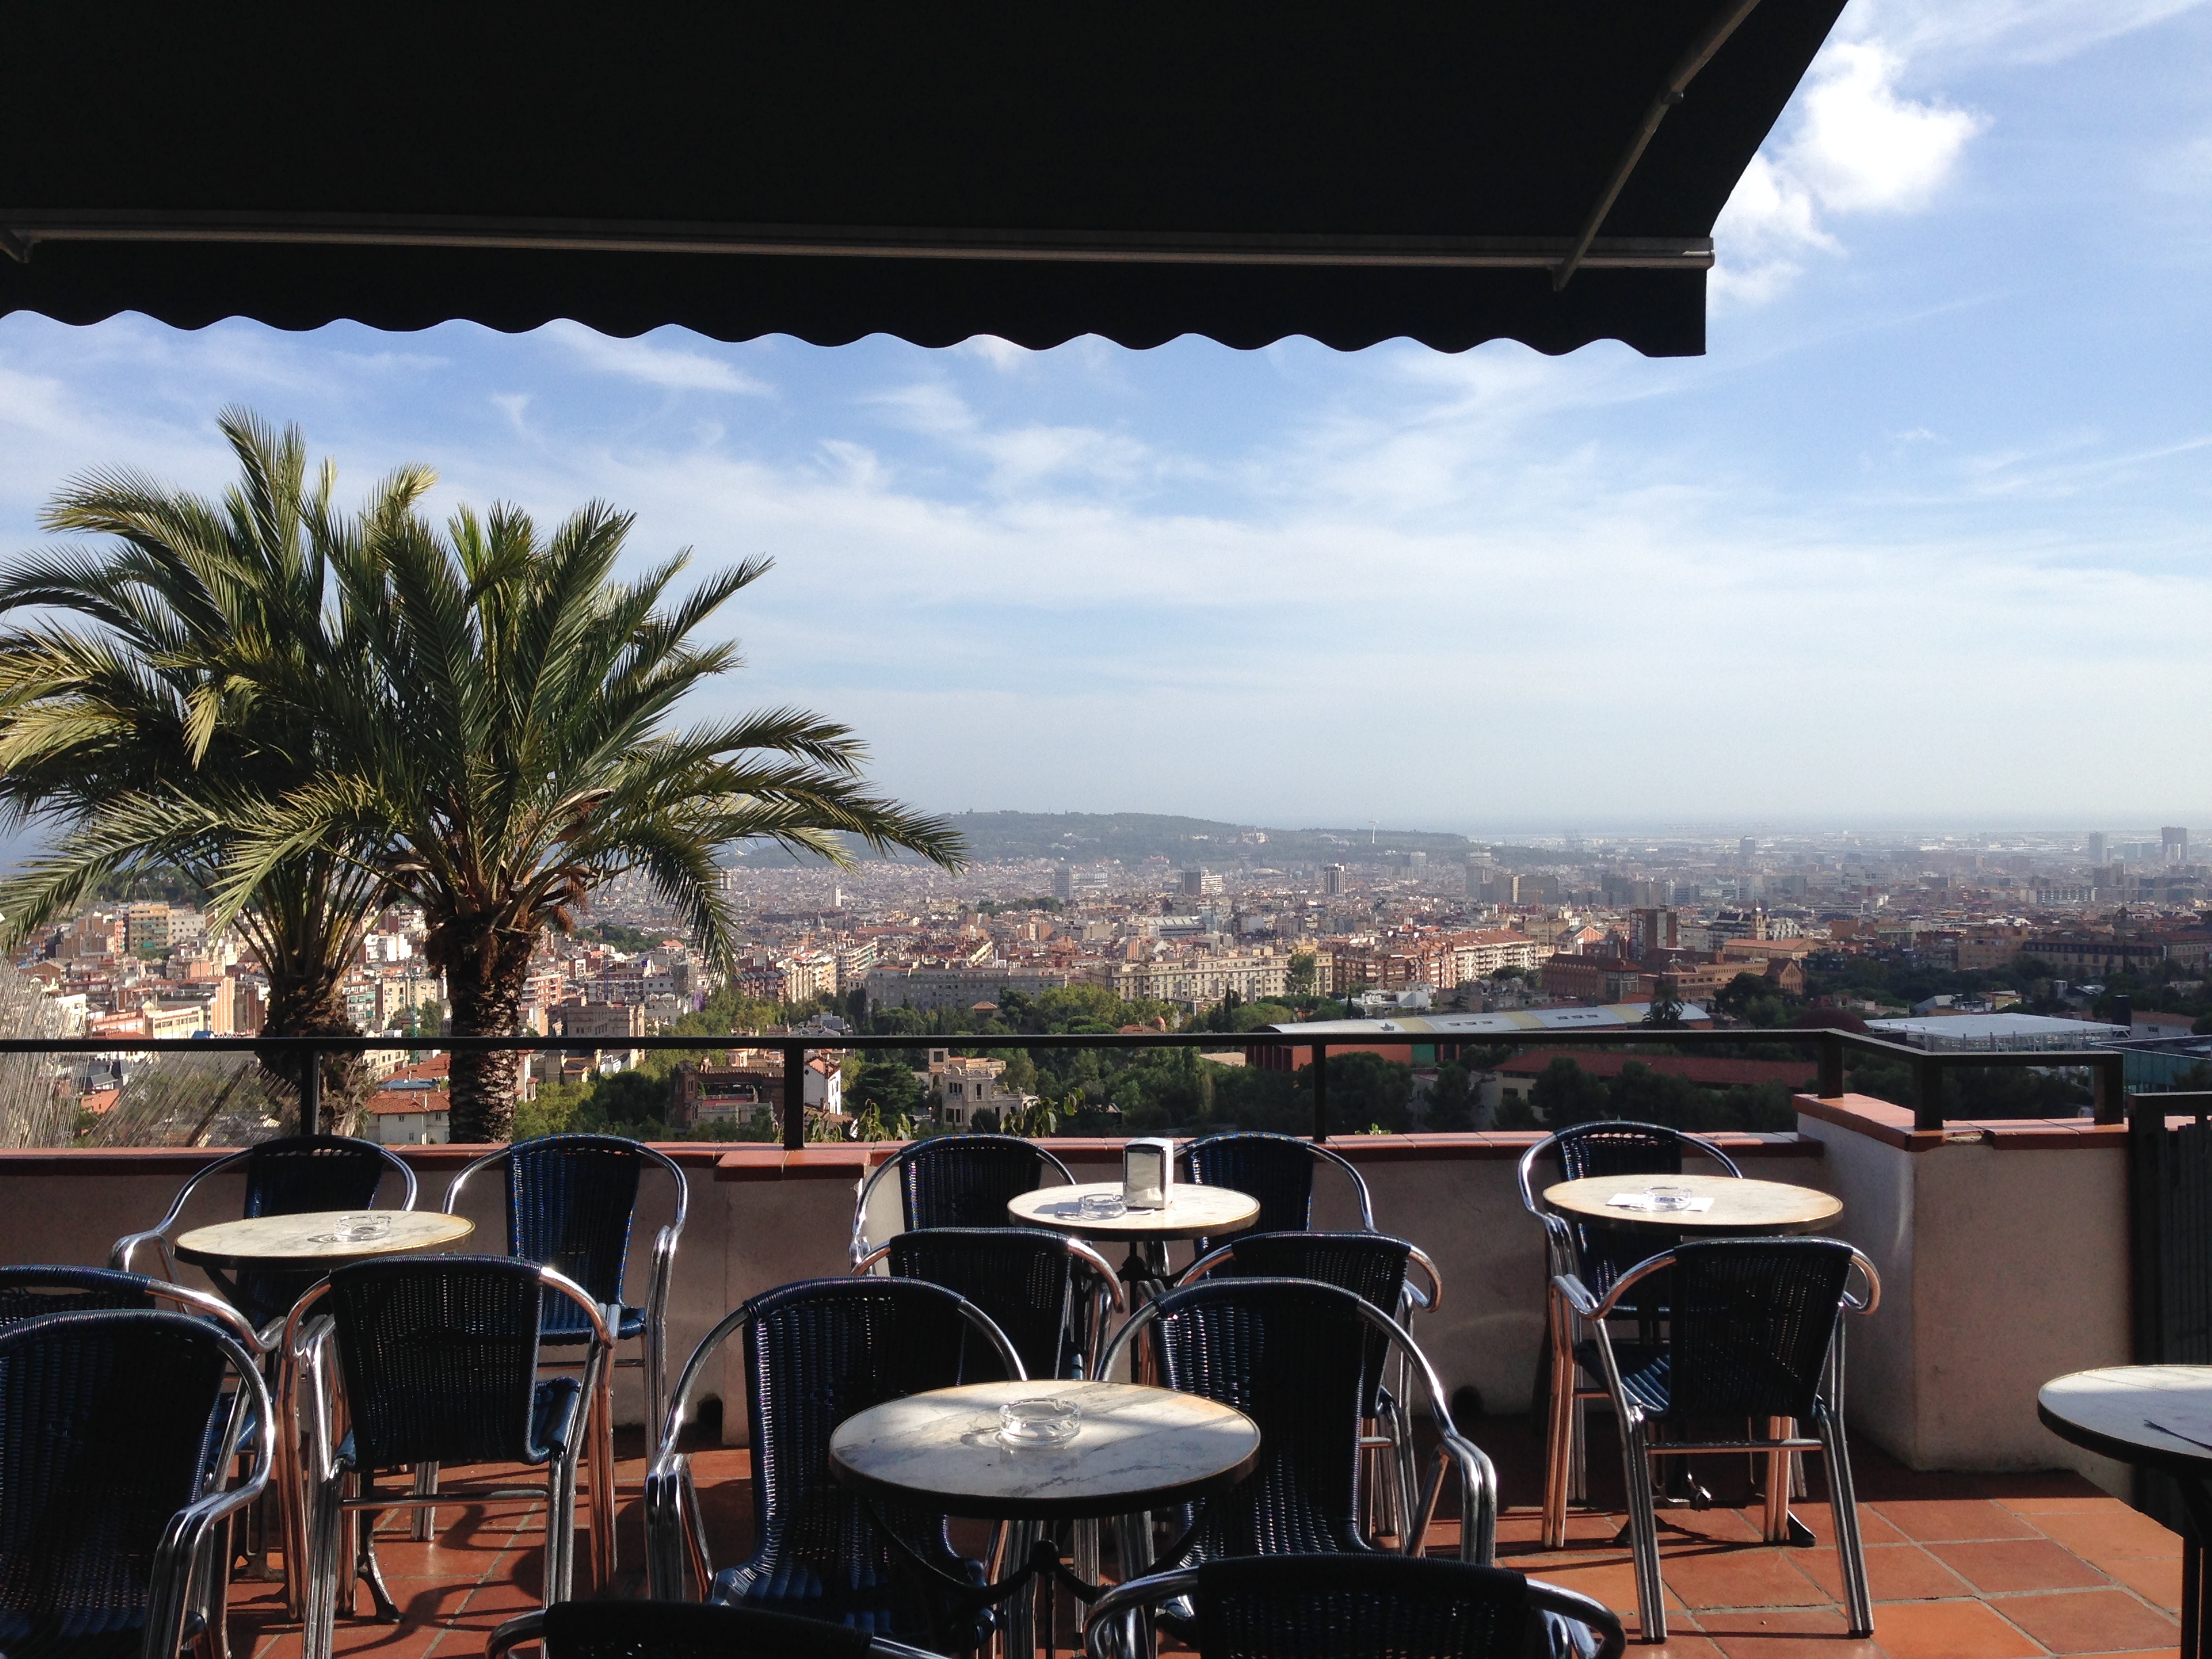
xmin=941 ymin=811 xmax=1476 ymax=867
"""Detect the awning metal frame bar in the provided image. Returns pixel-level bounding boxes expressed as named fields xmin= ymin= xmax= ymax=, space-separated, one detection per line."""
xmin=1552 ymin=0 xmax=1767 ymax=290
xmin=0 ymin=210 xmax=1711 ymax=272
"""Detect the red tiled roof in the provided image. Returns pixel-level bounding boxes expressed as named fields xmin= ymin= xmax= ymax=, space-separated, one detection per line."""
xmin=367 ymin=1086 xmax=449 ymax=1115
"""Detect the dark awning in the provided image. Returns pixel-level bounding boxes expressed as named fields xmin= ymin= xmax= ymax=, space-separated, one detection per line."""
xmin=0 ymin=3 xmax=1845 ymax=357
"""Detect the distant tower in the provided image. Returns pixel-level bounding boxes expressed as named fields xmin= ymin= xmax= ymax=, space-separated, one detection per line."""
xmin=2163 ymin=827 xmax=2190 ymax=865
xmin=1053 ymin=864 xmax=1074 ymax=902
xmin=2087 ymin=832 xmax=2107 ymax=865
xmin=1738 ymin=836 xmax=1757 ymax=862
xmin=1322 ymin=863 xmax=1345 ymax=897
xmin=1181 ymin=868 xmax=1206 ymax=898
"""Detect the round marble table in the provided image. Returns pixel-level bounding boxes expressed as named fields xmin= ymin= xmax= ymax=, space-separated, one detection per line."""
xmin=1543 ymin=1173 xmax=1841 ymax=1235
xmin=833 ymin=1379 xmax=1261 ymax=1659
xmin=2041 ymin=1366 xmax=2212 ymax=1656
xmin=174 ymin=1209 xmax=475 ymax=1271
xmin=1007 ymin=1183 xmax=1261 ymax=1244
xmin=830 ymin=1378 xmax=1261 ymax=1520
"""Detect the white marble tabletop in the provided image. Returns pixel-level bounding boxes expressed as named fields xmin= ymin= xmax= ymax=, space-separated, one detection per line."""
xmin=173 ymin=1209 xmax=475 ymax=1268
xmin=829 ymin=1379 xmax=1261 ymax=1519
xmin=2041 ymin=1366 xmax=2212 ymax=1473
xmin=1544 ymin=1173 xmax=1841 ymax=1235
xmin=1007 ymin=1182 xmax=1261 ymax=1242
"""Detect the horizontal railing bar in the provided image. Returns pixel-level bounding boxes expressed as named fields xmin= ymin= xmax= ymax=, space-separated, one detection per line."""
xmin=0 ymin=1028 xmax=2125 ymax=1068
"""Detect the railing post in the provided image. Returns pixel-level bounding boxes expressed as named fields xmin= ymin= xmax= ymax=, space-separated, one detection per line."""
xmin=1911 ymin=1054 xmax=1944 ymax=1133
xmin=302 ymin=1042 xmax=321 ymax=1138
xmin=783 ymin=1044 xmax=806 ymax=1150
xmin=1818 ymin=1031 xmax=1845 ymax=1099
xmin=2093 ymin=1052 xmax=2127 ymax=1126
xmin=1311 ymin=1041 xmax=1329 ymax=1142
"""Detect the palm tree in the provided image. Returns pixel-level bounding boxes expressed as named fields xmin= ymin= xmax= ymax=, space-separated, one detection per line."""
xmin=224 ymin=497 xmax=964 ymax=1140
xmin=0 ymin=411 xmax=422 ymax=1111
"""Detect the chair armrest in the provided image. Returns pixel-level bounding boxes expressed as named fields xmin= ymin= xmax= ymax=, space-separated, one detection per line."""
xmin=485 ymin=1611 xmax=546 ymax=1659
xmin=143 ymin=1420 xmax=273 ymax=1659
xmin=110 ymin=1229 xmax=171 ymax=1277
xmin=1551 ymin=1273 xmax=1600 ymax=1319
xmin=644 ymin=1450 xmax=708 ymax=1600
xmin=1426 ymin=1432 xmax=1497 ymax=1565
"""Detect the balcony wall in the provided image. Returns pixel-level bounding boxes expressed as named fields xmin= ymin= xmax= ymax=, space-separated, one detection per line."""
xmin=0 ymin=1114 xmax=2135 ymax=1495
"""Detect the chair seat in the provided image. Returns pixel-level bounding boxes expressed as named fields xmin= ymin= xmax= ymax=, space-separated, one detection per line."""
xmin=711 ymin=1537 xmax=992 ymax=1648
xmin=1572 ymin=1340 xmax=1670 ymax=1414
xmin=337 ymin=1376 xmax=585 ymax=1470
xmin=541 ymin=1302 xmax=647 ymax=1343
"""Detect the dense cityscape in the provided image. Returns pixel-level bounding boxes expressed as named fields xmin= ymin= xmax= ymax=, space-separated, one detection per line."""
xmin=22 ymin=811 xmax=2211 ymax=1148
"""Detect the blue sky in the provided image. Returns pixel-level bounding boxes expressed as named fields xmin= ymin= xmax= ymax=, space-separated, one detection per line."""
xmin=1 ymin=0 xmax=2208 ymax=840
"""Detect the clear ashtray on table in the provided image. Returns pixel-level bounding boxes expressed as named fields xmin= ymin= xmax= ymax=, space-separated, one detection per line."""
xmin=998 ymin=1396 xmax=1082 ymax=1446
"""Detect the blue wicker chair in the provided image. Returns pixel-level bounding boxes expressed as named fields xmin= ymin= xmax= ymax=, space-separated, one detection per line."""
xmin=489 ymin=1599 xmax=954 ymax=1659
xmin=848 ymin=1136 xmax=1076 ymax=1269
xmin=1559 ymin=1237 xmax=1880 ymax=1642
xmin=285 ymin=1256 xmax=615 ymax=1659
xmin=110 ymin=1134 xmax=417 ymax=1341
xmin=1517 ymin=1121 xmax=1744 ymax=1548
xmin=0 ymin=1308 xmax=272 ymax=1659
xmin=857 ymin=1226 xmax=1123 ymax=1383
xmin=1176 ymin=1231 xmax=1441 ymax=1544
xmin=1084 ymin=1557 xmax=1623 ymax=1659
xmin=643 ymin=1277 xmax=1023 ymax=1653
xmin=444 ymin=1134 xmax=689 ymax=1439
xmin=1175 ymin=1132 xmax=1375 ymax=1256
xmin=1097 ymin=1275 xmax=1496 ymax=1628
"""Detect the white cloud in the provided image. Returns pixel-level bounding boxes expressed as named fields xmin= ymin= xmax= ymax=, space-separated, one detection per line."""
xmin=542 ymin=322 xmax=774 ymax=396
xmin=1715 ymin=43 xmax=1982 ymax=303
xmin=956 ymin=336 xmax=1033 ymax=373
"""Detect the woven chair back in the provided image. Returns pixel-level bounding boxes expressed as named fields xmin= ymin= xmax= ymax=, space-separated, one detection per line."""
xmin=1194 ymin=1556 xmax=1531 ymax=1659
xmin=1658 ymin=1239 xmax=1853 ymax=1420
xmin=504 ymin=1134 xmax=644 ymax=1331
xmin=0 ymin=1267 xmax=157 ymax=1331
xmin=1214 ymin=1232 xmax=1411 ymax=1416
xmin=325 ymin=1255 xmax=546 ymax=1469
xmin=234 ymin=1134 xmax=401 ymax=1332
xmin=1542 ymin=1123 xmax=1702 ymax=1299
xmin=896 ymin=1136 xmax=1055 ymax=1231
xmin=1148 ymin=1279 xmax=1372 ymax=1560
xmin=1179 ymin=1134 xmax=1317 ymax=1236
xmin=0 ymin=1310 xmax=231 ymax=1640
xmin=540 ymin=1600 xmax=875 ymax=1659
xmin=884 ymin=1227 xmax=1078 ymax=1382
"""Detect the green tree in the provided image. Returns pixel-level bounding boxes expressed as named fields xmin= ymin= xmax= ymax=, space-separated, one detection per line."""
xmin=0 ymin=411 xmax=420 ymax=1110
xmin=1641 ymin=978 xmax=1687 ymax=1029
xmin=1530 ymin=1057 xmax=1610 ymax=1126
xmin=222 ymin=489 xmax=964 ymax=1139
xmin=1426 ymin=1061 xmax=1476 ymax=1131
xmin=847 ymin=1054 xmax=924 ymax=1123
xmin=1286 ymin=950 xmax=1317 ymax=997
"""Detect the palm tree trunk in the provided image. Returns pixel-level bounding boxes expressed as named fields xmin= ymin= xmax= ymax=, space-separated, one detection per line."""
xmin=442 ymin=929 xmax=535 ymax=1143
xmin=260 ymin=970 xmax=369 ymax=1134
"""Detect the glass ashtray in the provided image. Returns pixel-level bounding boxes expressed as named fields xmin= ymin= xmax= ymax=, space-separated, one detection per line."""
xmin=1641 ymin=1185 xmax=1695 ymax=1212
xmin=1078 ymin=1191 xmax=1128 ymax=1220
xmin=998 ymin=1396 xmax=1082 ymax=1447
xmin=331 ymin=1212 xmax=394 ymax=1244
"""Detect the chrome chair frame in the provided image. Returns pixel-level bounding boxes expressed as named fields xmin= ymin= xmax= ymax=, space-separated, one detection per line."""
xmin=1516 ymin=1122 xmax=1744 ymax=1549
xmin=855 ymin=1228 xmax=1126 ymax=1380
xmin=1558 ymin=1245 xmax=1881 ymax=1642
xmin=284 ymin=1264 xmax=615 ymax=1659
xmin=1082 ymin=1563 xmax=1626 ymax=1659
xmin=1176 ymin=1131 xmax=1378 ymax=1232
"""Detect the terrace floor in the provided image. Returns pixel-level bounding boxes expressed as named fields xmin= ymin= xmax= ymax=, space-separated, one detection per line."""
xmin=225 ymin=1416 xmax=2188 ymax=1659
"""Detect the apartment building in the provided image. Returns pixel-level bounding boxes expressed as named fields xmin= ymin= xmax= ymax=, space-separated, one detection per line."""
xmin=1086 ymin=951 xmax=1289 ymax=1006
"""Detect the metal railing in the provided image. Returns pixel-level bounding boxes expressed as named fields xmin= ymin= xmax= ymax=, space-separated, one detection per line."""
xmin=0 ymin=1021 xmax=2133 ymax=1144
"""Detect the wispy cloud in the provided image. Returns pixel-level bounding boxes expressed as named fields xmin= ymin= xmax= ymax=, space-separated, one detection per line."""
xmin=542 ymin=322 xmax=775 ymax=396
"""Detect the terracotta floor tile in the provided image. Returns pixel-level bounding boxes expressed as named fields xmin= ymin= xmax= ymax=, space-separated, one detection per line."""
xmin=1794 ymin=1542 xmax=1972 ymax=1604
xmin=2028 ymin=1511 xmax=2185 ymax=1563
xmin=1992 ymin=1589 xmax=2180 ymax=1654
xmin=1929 ymin=1540 xmax=2116 ymax=1595
xmin=1694 ymin=1606 xmax=1884 ymax=1658
xmin=1517 ymin=1557 xmax=1684 ymax=1622
xmin=1654 ymin=1506 xmax=1768 ymax=1546
xmin=1874 ymin=1500 xmax=2042 ymax=1543
xmin=1494 ymin=1507 xmax=1638 ymax=1547
xmin=2100 ymin=1555 xmax=2186 ymax=1612
xmin=1868 ymin=1598 xmax=2046 ymax=1659
xmin=2002 ymin=1493 xmax=2139 ymax=1516
xmin=1652 ymin=1546 xmax=1832 ymax=1612
xmin=1771 ymin=1502 xmax=1908 ymax=1548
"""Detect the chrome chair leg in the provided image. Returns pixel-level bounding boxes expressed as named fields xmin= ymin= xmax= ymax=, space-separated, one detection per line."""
xmin=1618 ymin=1416 xmax=1667 ymax=1644
xmin=409 ymin=1462 xmax=439 ymax=1542
xmin=1818 ymin=1404 xmax=1873 ymax=1638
